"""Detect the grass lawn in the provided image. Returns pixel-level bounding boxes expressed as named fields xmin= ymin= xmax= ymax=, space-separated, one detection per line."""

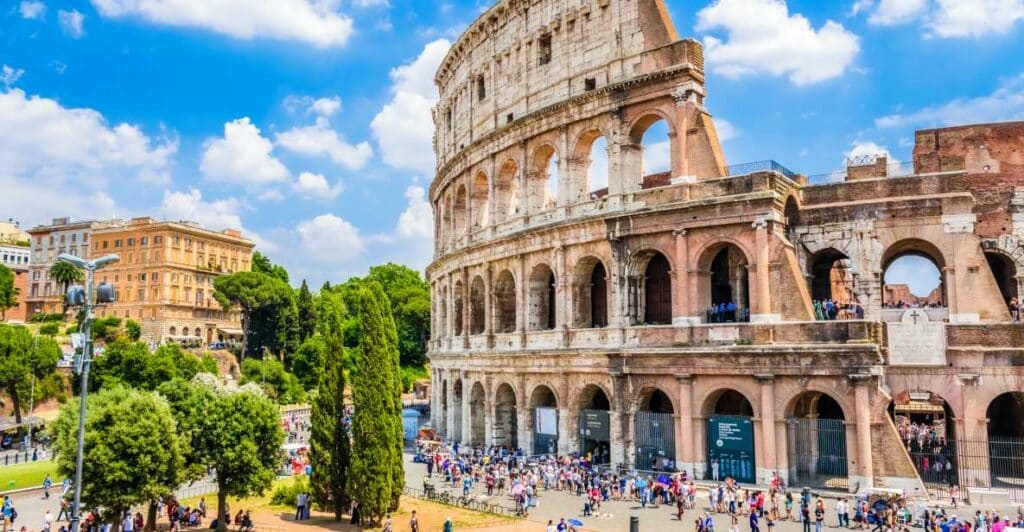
xmin=0 ymin=459 xmax=60 ymax=492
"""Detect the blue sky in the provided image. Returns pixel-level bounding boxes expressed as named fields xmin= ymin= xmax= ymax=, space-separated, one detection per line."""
xmin=2 ymin=0 xmax=1023 ymax=287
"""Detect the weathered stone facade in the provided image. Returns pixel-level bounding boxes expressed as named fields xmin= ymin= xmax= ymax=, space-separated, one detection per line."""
xmin=427 ymin=0 xmax=1024 ymax=497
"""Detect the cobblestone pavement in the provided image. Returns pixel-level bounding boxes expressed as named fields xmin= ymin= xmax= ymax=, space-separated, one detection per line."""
xmin=403 ymin=455 xmax=1022 ymax=531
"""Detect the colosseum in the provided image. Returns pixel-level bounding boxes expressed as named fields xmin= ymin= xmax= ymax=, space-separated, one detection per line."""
xmin=426 ymin=0 xmax=1024 ymax=499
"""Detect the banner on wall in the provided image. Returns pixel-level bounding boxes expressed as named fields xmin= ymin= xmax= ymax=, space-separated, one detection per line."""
xmin=535 ymin=407 xmax=558 ymax=435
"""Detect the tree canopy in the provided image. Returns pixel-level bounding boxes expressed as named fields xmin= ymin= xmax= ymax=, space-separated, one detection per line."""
xmin=90 ymin=340 xmax=203 ymax=391
xmin=213 ymin=271 xmax=295 ymax=359
xmin=0 ymin=324 xmax=60 ymax=423
xmin=0 ymin=264 xmax=18 ymax=320
xmin=239 ymin=357 xmax=304 ymax=404
xmin=252 ymin=250 xmax=289 ymax=284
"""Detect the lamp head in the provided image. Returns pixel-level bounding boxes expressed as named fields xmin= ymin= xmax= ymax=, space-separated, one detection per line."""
xmin=88 ymin=254 xmax=120 ymax=269
xmin=57 ymin=253 xmax=87 ymax=269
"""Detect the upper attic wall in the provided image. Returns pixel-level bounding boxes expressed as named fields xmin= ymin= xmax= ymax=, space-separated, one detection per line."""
xmin=432 ymin=0 xmax=695 ymax=169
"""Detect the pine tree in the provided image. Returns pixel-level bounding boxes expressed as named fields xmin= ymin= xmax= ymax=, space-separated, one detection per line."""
xmin=297 ymin=280 xmax=317 ymax=342
xmin=348 ymin=283 xmax=403 ymax=527
xmin=310 ymin=343 xmax=350 ymax=519
xmin=366 ymin=282 xmax=405 ymax=510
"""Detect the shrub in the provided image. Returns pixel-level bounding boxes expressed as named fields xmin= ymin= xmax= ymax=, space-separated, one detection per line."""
xmin=39 ymin=322 xmax=60 ymax=336
xmin=31 ymin=313 xmax=64 ymax=323
xmin=125 ymin=320 xmax=142 ymax=341
xmin=65 ymin=326 xmax=79 ymax=335
xmin=270 ymin=476 xmax=310 ymax=507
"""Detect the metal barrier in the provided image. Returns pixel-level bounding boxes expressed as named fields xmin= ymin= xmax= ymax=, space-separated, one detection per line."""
xmin=401 ymin=486 xmax=519 ymax=516
xmin=805 ymin=162 xmax=916 ymax=186
xmin=725 ymin=160 xmax=796 ymax=180
xmin=0 ymin=452 xmax=55 ymax=468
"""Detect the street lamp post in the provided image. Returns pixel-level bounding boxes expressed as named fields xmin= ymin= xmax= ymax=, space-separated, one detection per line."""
xmin=58 ymin=253 xmax=119 ymax=532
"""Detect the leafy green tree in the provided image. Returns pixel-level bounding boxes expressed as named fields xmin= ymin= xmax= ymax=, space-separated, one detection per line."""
xmin=47 ymin=261 xmax=84 ymax=314
xmin=309 ymin=339 xmax=350 ymax=519
xmin=348 ymin=283 xmax=404 ymax=525
xmin=50 ymin=387 xmax=185 ymax=525
xmin=213 ymin=272 xmax=295 ymax=359
xmin=89 ymin=340 xmax=203 ymax=391
xmin=240 ymin=357 xmax=304 ymax=404
xmin=39 ymin=322 xmax=59 ymax=336
xmin=296 ymin=280 xmax=317 ymax=342
xmin=0 ymin=264 xmax=18 ymax=320
xmin=290 ymin=336 xmax=325 ymax=390
xmin=366 ymin=281 xmax=405 ymax=509
xmin=0 ymin=324 xmax=60 ymax=423
xmin=125 ymin=319 xmax=142 ymax=341
xmin=252 ymin=250 xmax=289 ymax=283
xmin=177 ymin=381 xmax=283 ymax=532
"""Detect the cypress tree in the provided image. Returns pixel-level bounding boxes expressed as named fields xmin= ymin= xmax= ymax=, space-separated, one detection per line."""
xmin=366 ymin=282 xmax=405 ymax=510
xmin=310 ymin=344 xmax=350 ymax=519
xmin=348 ymin=284 xmax=403 ymax=526
xmin=297 ymin=280 xmax=317 ymax=342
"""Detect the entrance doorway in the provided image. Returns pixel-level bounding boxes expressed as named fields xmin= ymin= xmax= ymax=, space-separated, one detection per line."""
xmin=578 ymin=385 xmax=611 ymax=465
xmin=530 ymin=385 xmax=559 ymax=455
xmin=706 ymin=389 xmax=756 ymax=483
xmin=635 ymin=388 xmax=676 ymax=471
xmin=786 ymin=391 xmax=849 ymax=490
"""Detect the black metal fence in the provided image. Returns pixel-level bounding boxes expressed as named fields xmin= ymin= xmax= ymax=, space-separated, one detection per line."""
xmin=634 ymin=411 xmax=676 ymax=472
xmin=902 ymin=437 xmax=1024 ymax=502
xmin=786 ymin=418 xmax=849 ymax=491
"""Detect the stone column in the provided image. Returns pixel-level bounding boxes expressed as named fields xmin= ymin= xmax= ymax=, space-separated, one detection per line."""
xmin=677 ymin=374 xmax=696 ymax=473
xmin=484 ymin=263 xmax=494 ymax=339
xmin=484 ymin=400 xmax=495 ymax=447
xmin=851 ymin=375 xmax=875 ymax=488
xmin=517 ymin=408 xmax=532 ymax=455
xmin=671 ymin=88 xmax=691 ymax=180
xmin=487 ymin=156 xmax=497 ymax=231
xmin=558 ymin=407 xmax=572 ymax=455
xmin=461 ymin=267 xmax=470 ymax=348
xmin=462 ymin=385 xmax=473 ymax=446
xmin=751 ymin=218 xmax=776 ymax=322
xmin=756 ymin=374 xmax=778 ymax=484
xmin=673 ymin=229 xmax=697 ymax=324
xmin=557 ymin=125 xmax=571 ymax=206
xmin=775 ymin=419 xmax=790 ymax=485
xmin=517 ymin=254 xmax=527 ymax=347
xmin=446 ymin=376 xmax=456 ymax=440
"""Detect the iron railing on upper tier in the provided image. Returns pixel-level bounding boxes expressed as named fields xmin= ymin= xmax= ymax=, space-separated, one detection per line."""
xmin=725 ymin=160 xmax=796 ymax=180
xmin=806 ymin=161 xmax=916 ymax=185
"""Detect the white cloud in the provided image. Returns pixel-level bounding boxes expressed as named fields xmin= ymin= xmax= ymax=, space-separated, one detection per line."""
xmin=1 ymin=65 xmax=24 ymax=89
xmin=857 ymin=0 xmax=1024 ymax=38
xmin=867 ymin=0 xmax=928 ymax=25
xmin=310 ymin=96 xmax=341 ymax=117
xmin=283 ymin=94 xmax=342 ymax=117
xmin=716 ymin=118 xmax=738 ymax=142
xmin=19 ymin=1 xmax=46 ymax=19
xmin=696 ymin=0 xmax=860 ymax=86
xmin=160 ymin=188 xmax=277 ymax=252
xmin=0 ymin=88 xmax=177 ymax=186
xmin=371 ymin=39 xmax=450 ymax=174
xmin=275 ymin=117 xmax=373 ymax=170
xmin=200 ymin=117 xmax=290 ymax=185
xmin=90 ymin=0 xmax=354 ymax=48
xmin=642 ymin=142 xmax=670 ymax=176
xmin=293 ymin=171 xmax=343 ymax=200
xmin=296 ymin=214 xmax=365 ymax=263
xmin=58 ymin=9 xmax=85 ymax=38
xmin=353 ymin=0 xmax=389 ymax=7
xmin=876 ymin=73 xmax=1024 ymax=129
xmin=846 ymin=140 xmax=895 ymax=162
xmin=396 ymin=185 xmax=432 ymax=239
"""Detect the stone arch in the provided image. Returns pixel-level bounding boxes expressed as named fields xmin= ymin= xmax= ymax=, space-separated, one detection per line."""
xmin=469 ymin=275 xmax=486 ymax=335
xmin=987 ymin=392 xmax=1024 ymax=439
xmin=182 ymin=326 xmax=189 ymax=336
xmin=493 ymin=382 xmax=518 ymax=449
xmin=634 ymin=384 xmax=677 ymax=471
xmin=528 ymin=144 xmax=559 ymax=213
xmin=808 ymin=248 xmax=852 ymax=304
xmin=782 ymin=388 xmax=851 ymax=420
xmin=441 ymin=192 xmax=452 ymax=241
xmin=573 ymin=128 xmax=610 ymax=196
xmin=888 ymin=391 xmax=958 ymax=485
xmin=528 ymin=382 xmax=560 ymax=455
xmin=528 ymin=263 xmax=557 ymax=331
xmin=634 ymin=385 xmax=677 ymax=414
xmin=881 ymin=239 xmax=946 ymax=307
xmin=697 ymin=241 xmax=752 ymax=322
xmin=453 ymin=184 xmax=468 ymax=236
xmin=494 ymin=159 xmax=520 ymax=223
xmin=493 ymin=269 xmax=517 ymax=333
xmin=577 ymin=383 xmax=612 ymax=463
xmin=785 ymin=390 xmax=850 ymax=488
xmin=630 ymin=249 xmax=673 ymax=325
xmin=702 ymin=387 xmax=756 ymax=417
xmin=528 ymin=382 xmax=560 ymax=409
xmin=628 ymin=110 xmax=675 ymax=182
xmin=572 ymin=256 xmax=609 ymax=328
xmin=440 ymin=379 xmax=449 ymax=434
xmin=576 ymin=383 xmax=612 ymax=410
xmin=984 ymin=250 xmax=1018 ymax=304
xmin=784 ymin=195 xmax=801 ymax=227
xmin=471 ymin=170 xmax=490 ymax=228
xmin=469 ymin=381 xmax=486 ymax=445
xmin=453 ymin=279 xmax=464 ymax=336
xmin=437 ymin=285 xmax=448 ymax=338
xmin=452 ymin=379 xmax=464 ymax=442
xmin=169 ymin=326 xmax=177 ymax=336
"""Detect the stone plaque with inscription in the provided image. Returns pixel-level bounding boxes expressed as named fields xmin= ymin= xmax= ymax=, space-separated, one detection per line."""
xmin=887 ymin=309 xmax=947 ymax=365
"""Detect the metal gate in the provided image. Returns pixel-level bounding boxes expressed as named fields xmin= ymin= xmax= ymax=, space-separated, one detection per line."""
xmin=578 ymin=409 xmax=611 ymax=464
xmin=533 ymin=407 xmax=558 ymax=456
xmin=786 ymin=418 xmax=849 ymax=490
xmin=635 ymin=411 xmax=675 ymax=471
xmin=951 ymin=437 xmax=1024 ymax=502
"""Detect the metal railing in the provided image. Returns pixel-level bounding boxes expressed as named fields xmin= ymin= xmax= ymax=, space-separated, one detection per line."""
xmin=0 ymin=451 xmax=55 ymax=468
xmin=725 ymin=160 xmax=796 ymax=180
xmin=402 ymin=486 xmax=519 ymax=516
xmin=806 ymin=162 xmax=915 ymax=186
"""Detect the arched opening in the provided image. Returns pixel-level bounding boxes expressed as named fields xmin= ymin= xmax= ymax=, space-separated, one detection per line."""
xmin=784 ymin=196 xmax=801 ymax=227
xmin=889 ymin=391 xmax=957 ymax=489
xmin=986 ymin=392 xmax=1024 ymax=488
xmin=469 ymin=276 xmax=486 ymax=335
xmin=808 ymin=248 xmax=854 ymax=318
xmin=471 ymin=171 xmax=489 ymax=228
xmin=636 ymin=117 xmax=672 ymax=183
xmin=642 ymin=252 xmax=673 ymax=325
xmin=528 ymin=264 xmax=557 ymax=331
xmin=985 ymin=251 xmax=1018 ymax=308
xmin=882 ymin=240 xmax=945 ymax=309
xmin=529 ymin=385 xmax=559 ymax=455
xmin=705 ymin=388 xmax=756 ymax=483
xmin=786 ymin=391 xmax=849 ymax=490
xmin=635 ymin=388 xmax=676 ymax=471
xmin=578 ymin=385 xmax=612 ymax=464
xmin=494 ymin=270 xmax=517 ymax=333
xmin=169 ymin=326 xmax=177 ymax=336
xmin=441 ymin=194 xmax=452 ymax=242
xmin=182 ymin=326 xmax=189 ymax=336
xmin=529 ymin=145 xmax=559 ymax=213
xmin=438 ymin=286 xmax=448 ymax=338
xmin=494 ymin=160 xmax=520 ymax=223
xmin=452 ymin=280 xmax=464 ymax=336
xmin=572 ymin=257 xmax=608 ymax=328
xmin=706 ymin=244 xmax=750 ymax=323
xmin=453 ymin=184 xmax=468 ymax=236
xmin=452 ymin=379 xmax=464 ymax=442
xmin=440 ymin=379 xmax=448 ymax=435
xmin=493 ymin=383 xmax=518 ymax=450
xmin=469 ymin=382 xmax=486 ymax=445
xmin=575 ymin=130 xmax=609 ymax=199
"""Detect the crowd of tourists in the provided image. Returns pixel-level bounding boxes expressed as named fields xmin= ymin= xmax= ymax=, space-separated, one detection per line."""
xmin=813 ymin=300 xmax=865 ymax=320
xmin=1008 ymin=297 xmax=1023 ymax=321
xmin=884 ymin=301 xmax=944 ymax=309
xmin=707 ymin=302 xmax=750 ymax=323
xmin=896 ymin=417 xmax=958 ymax=485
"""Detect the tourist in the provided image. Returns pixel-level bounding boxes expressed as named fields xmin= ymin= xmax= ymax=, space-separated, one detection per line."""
xmin=837 ymin=498 xmax=849 ymax=527
xmin=43 ymin=510 xmax=53 ymax=532
xmin=784 ymin=492 xmax=794 ymax=521
xmin=751 ymin=505 xmax=761 ymax=532
xmin=409 ymin=510 xmax=419 ymax=532
xmin=382 ymin=513 xmax=393 ymax=532
xmin=546 ymin=519 xmax=556 ymax=532
xmin=43 ymin=474 xmax=52 ymax=500
xmin=295 ymin=492 xmax=306 ymax=521
xmin=814 ymin=499 xmax=825 ymax=532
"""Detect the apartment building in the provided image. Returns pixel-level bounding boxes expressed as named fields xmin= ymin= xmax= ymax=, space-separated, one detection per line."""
xmin=26 ymin=218 xmax=97 ymax=316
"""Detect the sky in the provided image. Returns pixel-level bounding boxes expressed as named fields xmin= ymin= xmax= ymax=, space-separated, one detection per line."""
xmin=2 ymin=0 xmax=1023 ymax=288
